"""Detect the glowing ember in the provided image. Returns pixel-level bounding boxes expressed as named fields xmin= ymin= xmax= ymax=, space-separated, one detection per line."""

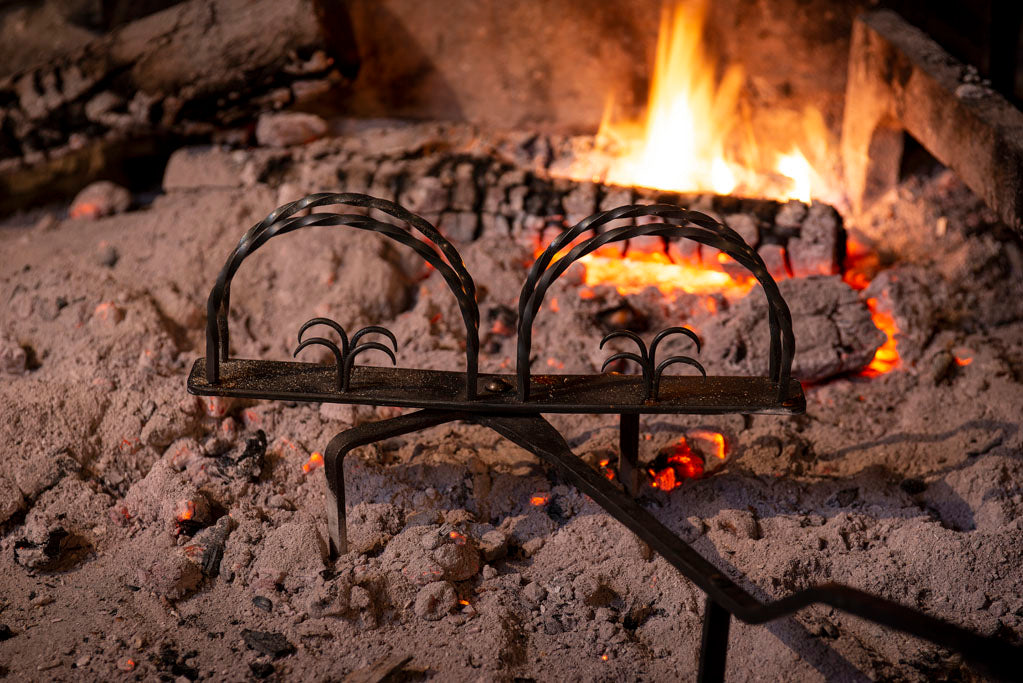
xmin=302 ymin=451 xmax=324 ymax=473
xmin=448 ymin=530 xmax=467 ymax=545
xmin=598 ymin=458 xmax=616 ymax=481
xmin=577 ymin=245 xmax=754 ymax=299
xmin=530 ymin=493 xmax=551 ymax=506
xmin=459 ymin=599 xmax=470 ymax=606
xmin=176 ymin=500 xmax=195 ymax=522
xmin=843 ymin=241 xmax=900 ymax=376
xmin=556 ymin=0 xmax=828 ymax=203
xmin=861 ymin=298 xmax=899 ymax=377
xmin=688 ymin=430 xmax=727 ymax=460
xmin=954 ymin=356 xmax=972 ymax=367
xmin=70 ymin=202 xmax=101 ymax=219
xmin=649 ymin=438 xmax=704 ymax=491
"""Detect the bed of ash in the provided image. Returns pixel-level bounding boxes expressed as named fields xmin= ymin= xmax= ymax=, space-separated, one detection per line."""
xmin=1 ymin=122 xmax=1022 ymax=682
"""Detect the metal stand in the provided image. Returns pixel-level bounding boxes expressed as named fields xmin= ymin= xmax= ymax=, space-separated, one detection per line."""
xmin=190 ymin=192 xmax=1023 ymax=681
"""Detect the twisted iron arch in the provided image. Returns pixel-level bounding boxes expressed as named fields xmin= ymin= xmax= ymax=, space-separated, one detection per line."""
xmin=516 ymin=204 xmax=795 ymax=401
xmin=204 ymin=193 xmax=481 ymax=399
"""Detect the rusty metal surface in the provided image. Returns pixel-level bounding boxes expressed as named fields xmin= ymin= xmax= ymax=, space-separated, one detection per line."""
xmin=187 ymin=358 xmax=805 ymax=416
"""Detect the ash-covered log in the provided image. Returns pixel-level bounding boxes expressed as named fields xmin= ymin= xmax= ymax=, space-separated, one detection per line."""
xmin=0 ymin=0 xmax=347 ymax=214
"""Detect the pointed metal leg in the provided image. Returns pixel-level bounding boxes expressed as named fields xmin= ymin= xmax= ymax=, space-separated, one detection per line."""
xmin=618 ymin=412 xmax=641 ymax=496
xmin=697 ymin=597 xmax=731 ymax=683
xmin=321 ymin=409 xmax=465 ymax=557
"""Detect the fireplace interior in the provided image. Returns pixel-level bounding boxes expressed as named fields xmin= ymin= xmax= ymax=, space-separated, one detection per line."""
xmin=1 ymin=0 xmax=1022 ymax=680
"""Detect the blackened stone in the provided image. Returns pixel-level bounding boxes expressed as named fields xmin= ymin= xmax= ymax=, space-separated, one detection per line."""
xmin=0 ymin=624 xmax=14 ymax=641
xmin=241 ymin=630 xmax=294 ymax=658
xmin=249 ymin=662 xmax=275 ymax=678
xmin=252 ymin=596 xmax=273 ymax=612
xmin=900 ymin=478 xmax=927 ymax=495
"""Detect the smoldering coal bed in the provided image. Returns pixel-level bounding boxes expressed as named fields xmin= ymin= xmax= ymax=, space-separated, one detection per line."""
xmin=1 ymin=118 xmax=1022 ymax=682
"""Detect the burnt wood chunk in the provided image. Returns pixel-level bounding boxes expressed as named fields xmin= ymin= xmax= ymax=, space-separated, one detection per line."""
xmin=842 ymin=9 xmax=1023 ymax=231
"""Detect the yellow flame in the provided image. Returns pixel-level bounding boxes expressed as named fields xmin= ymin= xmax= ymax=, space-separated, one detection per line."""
xmin=598 ymin=1 xmax=743 ymax=196
xmin=560 ymin=0 xmax=828 ymax=204
xmin=776 ymin=151 xmax=812 ymax=203
xmin=578 ymin=247 xmax=753 ymax=299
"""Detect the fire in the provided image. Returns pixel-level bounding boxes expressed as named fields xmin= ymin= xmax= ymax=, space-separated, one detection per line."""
xmin=577 ymin=245 xmax=754 ymax=299
xmin=176 ymin=500 xmax=195 ymax=522
xmin=558 ymin=0 xmax=826 ymax=203
xmin=689 ymin=430 xmax=726 ymax=460
xmin=649 ymin=438 xmax=704 ymax=492
xmin=862 ymin=299 xmax=899 ymax=376
xmin=843 ymin=240 xmax=901 ymax=376
xmin=302 ymin=451 xmax=324 ymax=473
xmin=954 ymin=355 xmax=972 ymax=367
xmin=530 ymin=493 xmax=551 ymax=506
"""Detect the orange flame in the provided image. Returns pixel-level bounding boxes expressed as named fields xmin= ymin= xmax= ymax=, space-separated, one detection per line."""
xmin=862 ymin=298 xmax=899 ymax=376
xmin=689 ymin=430 xmax=726 ymax=460
xmin=556 ymin=0 xmax=827 ymax=203
xmin=530 ymin=493 xmax=551 ymax=506
xmin=176 ymin=500 xmax=195 ymax=522
xmin=649 ymin=438 xmax=704 ymax=492
xmin=577 ymin=245 xmax=754 ymax=300
xmin=302 ymin=451 xmax=324 ymax=473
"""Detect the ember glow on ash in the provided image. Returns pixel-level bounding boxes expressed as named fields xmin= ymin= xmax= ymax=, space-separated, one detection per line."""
xmin=578 ymin=245 xmax=755 ymax=299
xmin=861 ymin=299 xmax=899 ymax=376
xmin=843 ymin=241 xmax=901 ymax=376
xmin=302 ymin=451 xmax=324 ymax=473
xmin=175 ymin=500 xmax=196 ymax=522
xmin=688 ymin=430 xmax=727 ymax=461
xmin=530 ymin=493 xmax=551 ymax=506
xmin=556 ymin=0 xmax=829 ymax=203
xmin=649 ymin=437 xmax=705 ymax=491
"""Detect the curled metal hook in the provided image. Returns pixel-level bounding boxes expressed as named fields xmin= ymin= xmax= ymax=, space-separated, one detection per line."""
xmin=293 ymin=337 xmax=344 ymax=391
xmin=652 ymin=356 xmax=707 ymax=399
xmin=343 ymin=341 xmax=398 ymax=391
xmin=599 ymin=330 xmax=649 ymax=362
xmin=298 ymin=317 xmax=350 ymax=357
xmin=650 ymin=326 xmax=701 ymax=358
xmin=351 ymin=325 xmax=398 ymax=352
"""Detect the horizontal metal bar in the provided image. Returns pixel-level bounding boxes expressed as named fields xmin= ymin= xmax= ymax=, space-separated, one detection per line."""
xmin=186 ymin=358 xmax=805 ymax=416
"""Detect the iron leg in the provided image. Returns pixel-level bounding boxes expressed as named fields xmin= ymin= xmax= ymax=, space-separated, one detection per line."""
xmin=618 ymin=412 xmax=641 ymax=496
xmin=320 ymin=409 xmax=466 ymax=558
xmin=697 ymin=596 xmax=731 ymax=683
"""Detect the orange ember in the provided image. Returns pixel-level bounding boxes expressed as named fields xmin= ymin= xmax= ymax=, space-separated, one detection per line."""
xmin=689 ymin=430 xmax=727 ymax=460
xmin=955 ymin=356 xmax=972 ymax=367
xmin=861 ymin=298 xmax=899 ymax=376
xmin=649 ymin=438 xmax=704 ymax=491
xmin=302 ymin=451 xmax=324 ymax=473
xmin=577 ymin=245 xmax=754 ymax=300
xmin=530 ymin=493 xmax=551 ymax=506
xmin=843 ymin=240 xmax=900 ymax=376
xmin=70 ymin=202 xmax=101 ymax=219
xmin=448 ymin=530 xmax=467 ymax=545
xmin=176 ymin=500 xmax=195 ymax=522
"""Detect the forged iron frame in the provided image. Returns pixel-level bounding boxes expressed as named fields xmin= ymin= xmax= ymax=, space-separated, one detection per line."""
xmin=188 ymin=192 xmax=1020 ymax=681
